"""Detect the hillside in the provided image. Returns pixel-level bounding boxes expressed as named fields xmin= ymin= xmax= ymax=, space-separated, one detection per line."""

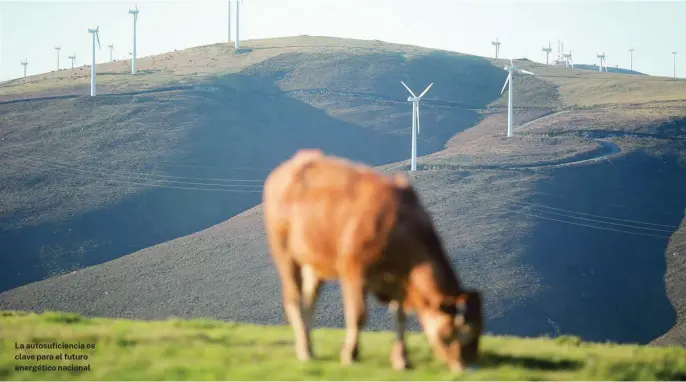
xmin=1 ymin=36 xmax=685 ymax=347
xmin=2 ymin=310 xmax=685 ymax=380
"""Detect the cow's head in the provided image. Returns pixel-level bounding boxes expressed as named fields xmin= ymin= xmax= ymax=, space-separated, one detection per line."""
xmin=418 ymin=289 xmax=483 ymax=373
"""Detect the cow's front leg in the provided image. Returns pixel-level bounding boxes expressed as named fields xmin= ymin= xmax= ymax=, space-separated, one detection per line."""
xmin=340 ymin=277 xmax=367 ymax=365
xmin=389 ymin=300 xmax=412 ymax=370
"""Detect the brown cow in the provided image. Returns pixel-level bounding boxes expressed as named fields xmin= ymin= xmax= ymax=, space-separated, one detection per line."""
xmin=263 ymin=149 xmax=483 ymax=372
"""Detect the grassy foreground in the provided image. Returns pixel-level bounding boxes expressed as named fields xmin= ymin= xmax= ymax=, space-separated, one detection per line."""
xmin=1 ymin=311 xmax=685 ymax=381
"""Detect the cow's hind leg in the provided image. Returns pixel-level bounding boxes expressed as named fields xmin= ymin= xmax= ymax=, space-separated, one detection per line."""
xmin=301 ymin=264 xmax=323 ymax=357
xmin=339 ymin=274 xmax=368 ymax=365
xmin=389 ymin=300 xmax=412 ymax=370
xmin=274 ymin=255 xmax=313 ymax=361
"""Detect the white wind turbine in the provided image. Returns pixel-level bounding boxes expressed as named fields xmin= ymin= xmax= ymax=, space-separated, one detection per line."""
xmin=68 ymin=53 xmax=76 ymax=68
xmin=500 ymin=58 xmax=535 ymax=138
xmin=88 ymin=26 xmax=101 ymax=97
xmin=227 ymin=0 xmax=232 ymax=43
xmin=542 ymin=41 xmax=552 ymax=65
xmin=54 ymin=46 xmax=61 ymax=70
xmin=562 ymin=50 xmax=574 ymax=68
xmin=401 ymin=81 xmax=433 ymax=172
xmin=129 ymin=4 xmax=139 ymax=74
xmin=234 ymin=0 xmax=244 ymax=49
xmin=597 ymin=52 xmax=607 ymax=72
xmin=20 ymin=58 xmax=28 ymax=77
xmin=492 ymin=38 xmax=501 ymax=59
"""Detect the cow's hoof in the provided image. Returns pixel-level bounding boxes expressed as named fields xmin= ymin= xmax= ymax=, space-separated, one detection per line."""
xmin=340 ymin=349 xmax=359 ymax=365
xmin=391 ymin=357 xmax=412 ymax=371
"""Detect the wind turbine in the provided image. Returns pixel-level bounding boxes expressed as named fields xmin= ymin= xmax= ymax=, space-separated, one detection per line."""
xmin=55 ymin=46 xmax=61 ymax=70
xmin=562 ymin=50 xmax=574 ymax=68
xmin=68 ymin=53 xmax=76 ymax=68
xmin=492 ymin=39 xmax=501 ymax=59
xmin=235 ymin=0 xmax=244 ymax=49
xmin=673 ymin=52 xmax=677 ymax=78
xmin=129 ymin=4 xmax=139 ymax=74
xmin=227 ymin=0 xmax=232 ymax=43
xmin=108 ymin=44 xmax=115 ymax=62
xmin=500 ymin=58 xmax=535 ymax=138
xmin=629 ymin=48 xmax=634 ymax=71
xmin=20 ymin=58 xmax=28 ymax=78
xmin=542 ymin=41 xmax=552 ymax=65
xmin=400 ymin=81 xmax=433 ymax=172
xmin=596 ymin=52 xmax=607 ymax=72
xmin=88 ymin=26 xmax=101 ymax=97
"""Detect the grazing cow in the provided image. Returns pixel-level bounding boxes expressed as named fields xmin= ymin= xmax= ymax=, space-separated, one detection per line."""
xmin=263 ymin=149 xmax=483 ymax=372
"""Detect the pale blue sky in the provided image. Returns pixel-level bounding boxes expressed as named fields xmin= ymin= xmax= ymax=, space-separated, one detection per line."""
xmin=1 ymin=0 xmax=684 ymax=81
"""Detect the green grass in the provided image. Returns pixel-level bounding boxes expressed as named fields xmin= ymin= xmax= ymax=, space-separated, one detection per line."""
xmin=1 ymin=311 xmax=685 ymax=380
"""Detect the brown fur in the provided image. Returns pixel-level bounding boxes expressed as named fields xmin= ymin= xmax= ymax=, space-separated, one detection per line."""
xmin=263 ymin=149 xmax=483 ymax=372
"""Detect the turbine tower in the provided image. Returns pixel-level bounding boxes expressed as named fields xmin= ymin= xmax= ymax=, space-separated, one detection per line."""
xmin=68 ymin=53 xmax=76 ymax=68
xmin=55 ymin=46 xmax=61 ymax=70
xmin=500 ymin=58 xmax=535 ymax=138
xmin=88 ymin=26 xmax=101 ymax=97
xmin=673 ymin=52 xmax=677 ymax=78
xmin=400 ymin=81 xmax=433 ymax=172
xmin=235 ymin=0 xmax=243 ymax=50
xmin=629 ymin=48 xmax=634 ymax=71
xmin=20 ymin=58 xmax=28 ymax=77
xmin=108 ymin=44 xmax=115 ymax=62
xmin=542 ymin=41 xmax=552 ymax=65
xmin=129 ymin=4 xmax=139 ymax=74
xmin=227 ymin=0 xmax=232 ymax=43
xmin=597 ymin=52 xmax=607 ymax=72
xmin=492 ymin=38 xmax=501 ymax=59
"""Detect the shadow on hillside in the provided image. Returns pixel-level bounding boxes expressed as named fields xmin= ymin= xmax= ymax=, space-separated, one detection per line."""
xmin=488 ymin=152 xmax=686 ymax=344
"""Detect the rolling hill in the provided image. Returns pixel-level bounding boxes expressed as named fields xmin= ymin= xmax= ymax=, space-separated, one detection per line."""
xmin=1 ymin=36 xmax=685 ymax=347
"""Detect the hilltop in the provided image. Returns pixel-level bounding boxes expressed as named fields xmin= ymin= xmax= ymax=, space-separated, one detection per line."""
xmin=1 ymin=36 xmax=685 ymax=347
xmin=2 ymin=310 xmax=685 ymax=380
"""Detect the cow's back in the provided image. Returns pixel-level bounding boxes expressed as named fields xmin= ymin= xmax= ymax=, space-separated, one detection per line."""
xmin=263 ymin=150 xmax=412 ymax=279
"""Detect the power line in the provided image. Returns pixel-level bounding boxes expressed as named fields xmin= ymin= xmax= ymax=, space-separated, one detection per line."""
xmin=13 ymin=153 xmax=265 ymax=184
xmin=11 ymin=160 xmax=262 ymax=193
xmin=507 ymin=200 xmax=678 ymax=230
xmin=494 ymin=206 xmax=672 ymax=239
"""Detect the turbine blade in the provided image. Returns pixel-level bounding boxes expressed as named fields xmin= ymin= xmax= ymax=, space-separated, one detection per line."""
xmin=96 ymin=32 xmax=101 ymax=50
xmin=519 ymin=69 xmax=535 ymax=75
xmin=500 ymin=74 xmax=511 ymax=94
xmin=400 ymin=81 xmax=417 ymax=98
xmin=418 ymin=82 xmax=433 ymax=98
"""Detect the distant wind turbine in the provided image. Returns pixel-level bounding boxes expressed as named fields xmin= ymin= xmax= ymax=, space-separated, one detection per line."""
xmin=108 ymin=44 xmax=115 ymax=62
xmin=673 ymin=52 xmax=677 ymax=78
xmin=227 ymin=0 xmax=232 ymax=43
xmin=500 ymin=58 xmax=535 ymax=138
xmin=235 ymin=0 xmax=244 ymax=49
xmin=88 ymin=26 xmax=101 ymax=97
xmin=492 ymin=39 xmax=501 ymax=59
xmin=629 ymin=48 xmax=634 ymax=71
xmin=596 ymin=52 xmax=607 ymax=72
xmin=68 ymin=53 xmax=76 ymax=69
xmin=562 ymin=50 xmax=574 ymax=68
xmin=129 ymin=4 xmax=139 ymax=74
xmin=542 ymin=41 xmax=552 ymax=65
xmin=55 ymin=46 xmax=61 ymax=70
xmin=20 ymin=58 xmax=28 ymax=77
xmin=401 ymin=81 xmax=433 ymax=172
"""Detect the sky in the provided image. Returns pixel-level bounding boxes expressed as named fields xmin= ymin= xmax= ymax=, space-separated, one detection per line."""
xmin=1 ymin=0 xmax=685 ymax=81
